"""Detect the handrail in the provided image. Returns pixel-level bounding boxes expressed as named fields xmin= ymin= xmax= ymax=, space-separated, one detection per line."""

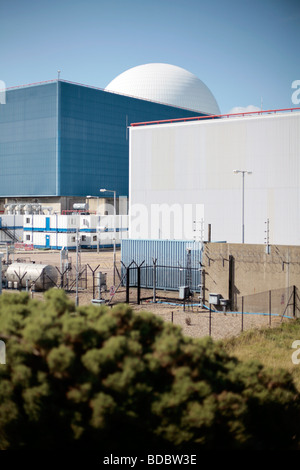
xmin=130 ymin=107 xmax=300 ymax=127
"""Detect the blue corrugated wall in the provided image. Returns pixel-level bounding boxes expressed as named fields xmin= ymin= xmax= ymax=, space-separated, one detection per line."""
xmin=121 ymin=239 xmax=203 ymax=291
xmin=0 ymin=83 xmax=57 ymax=196
xmin=59 ymin=82 xmax=203 ymax=198
xmin=0 ymin=81 xmax=204 ymax=198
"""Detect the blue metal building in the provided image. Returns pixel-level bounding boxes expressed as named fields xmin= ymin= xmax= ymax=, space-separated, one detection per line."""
xmin=0 ymin=80 xmax=204 ymax=201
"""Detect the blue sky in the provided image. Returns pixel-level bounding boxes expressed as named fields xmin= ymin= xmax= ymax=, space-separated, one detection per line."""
xmin=1 ymin=0 xmax=299 ymax=113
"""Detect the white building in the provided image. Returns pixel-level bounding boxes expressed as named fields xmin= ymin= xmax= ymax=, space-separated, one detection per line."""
xmin=0 ymin=215 xmax=23 ymax=243
xmin=23 ymin=214 xmax=128 ymax=249
xmin=105 ymin=63 xmax=220 ymax=116
xmin=128 ymin=110 xmax=300 ymax=246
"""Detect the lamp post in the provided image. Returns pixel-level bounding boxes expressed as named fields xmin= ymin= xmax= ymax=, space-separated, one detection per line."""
xmin=100 ymin=188 xmax=116 ymax=285
xmin=233 ymin=170 xmax=252 ymax=243
xmin=86 ymin=195 xmax=100 ymax=253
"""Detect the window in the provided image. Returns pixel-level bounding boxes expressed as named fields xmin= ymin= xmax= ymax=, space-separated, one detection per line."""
xmin=81 ymin=235 xmax=86 ymax=242
xmin=26 ymin=218 xmax=31 ymax=224
xmin=26 ymin=234 xmax=31 ymax=241
xmin=93 ymin=235 xmax=97 ymax=242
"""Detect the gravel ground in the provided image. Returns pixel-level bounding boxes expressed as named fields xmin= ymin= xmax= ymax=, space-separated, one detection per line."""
xmin=6 ymin=248 xmax=287 ymax=341
xmin=131 ymin=302 xmax=284 ymax=340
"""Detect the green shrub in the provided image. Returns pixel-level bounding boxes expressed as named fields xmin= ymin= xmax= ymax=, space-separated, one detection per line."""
xmin=0 ymin=289 xmax=299 ymax=450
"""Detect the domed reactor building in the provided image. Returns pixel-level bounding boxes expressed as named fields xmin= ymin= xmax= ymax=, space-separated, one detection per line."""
xmin=105 ymin=63 xmax=220 ymax=115
xmin=0 ymin=64 xmax=220 ymax=213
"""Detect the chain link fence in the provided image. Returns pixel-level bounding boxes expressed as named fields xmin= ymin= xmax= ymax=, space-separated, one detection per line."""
xmin=235 ymin=286 xmax=299 ymax=320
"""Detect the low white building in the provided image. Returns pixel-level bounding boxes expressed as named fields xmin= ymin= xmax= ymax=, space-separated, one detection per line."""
xmin=23 ymin=214 xmax=128 ymax=249
xmin=0 ymin=215 xmax=23 ymax=243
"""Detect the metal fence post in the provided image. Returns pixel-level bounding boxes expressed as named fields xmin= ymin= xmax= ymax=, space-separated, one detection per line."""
xmin=87 ymin=264 xmax=100 ymax=299
xmin=0 ymin=252 xmax=3 ymax=295
xmin=137 ymin=266 xmax=141 ymax=305
xmin=241 ymin=296 xmax=244 ymax=332
xmin=269 ymin=290 xmax=272 ymax=326
xmin=126 ymin=266 xmax=130 ymax=303
xmin=153 ymin=258 xmax=157 ymax=303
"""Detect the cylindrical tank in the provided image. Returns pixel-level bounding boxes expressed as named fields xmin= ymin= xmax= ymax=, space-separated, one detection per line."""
xmin=73 ymin=203 xmax=87 ymax=210
xmin=24 ymin=204 xmax=33 ymax=215
xmin=5 ymin=263 xmax=58 ymax=291
xmin=5 ymin=204 xmax=16 ymax=215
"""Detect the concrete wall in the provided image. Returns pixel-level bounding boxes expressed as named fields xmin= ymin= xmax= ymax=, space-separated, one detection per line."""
xmin=86 ymin=196 xmax=128 ymax=215
xmin=203 ymin=243 xmax=300 ymax=315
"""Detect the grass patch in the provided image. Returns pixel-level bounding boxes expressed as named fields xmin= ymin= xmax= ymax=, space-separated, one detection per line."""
xmin=219 ymin=319 xmax=300 ymax=392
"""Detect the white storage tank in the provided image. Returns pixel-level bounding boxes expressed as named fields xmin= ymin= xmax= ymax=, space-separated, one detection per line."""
xmin=5 ymin=263 xmax=58 ymax=291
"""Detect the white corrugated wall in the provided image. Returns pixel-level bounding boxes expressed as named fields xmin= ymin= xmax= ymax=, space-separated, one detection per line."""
xmin=129 ymin=112 xmax=300 ymax=245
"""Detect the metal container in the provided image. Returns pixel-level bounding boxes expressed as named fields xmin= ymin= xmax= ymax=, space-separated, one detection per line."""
xmin=121 ymin=239 xmax=203 ymax=291
xmin=5 ymin=263 xmax=58 ymax=291
xmin=96 ymin=271 xmax=107 ymax=291
xmin=179 ymin=285 xmax=190 ymax=299
xmin=209 ymin=293 xmax=221 ymax=305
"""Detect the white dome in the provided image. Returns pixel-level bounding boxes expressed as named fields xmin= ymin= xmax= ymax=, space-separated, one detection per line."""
xmin=105 ymin=63 xmax=220 ymax=115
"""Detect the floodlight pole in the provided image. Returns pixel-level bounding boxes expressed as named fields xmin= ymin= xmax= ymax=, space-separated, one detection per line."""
xmin=100 ymin=188 xmax=116 ymax=285
xmin=233 ymin=170 xmax=252 ymax=243
xmin=87 ymin=195 xmax=100 ymax=252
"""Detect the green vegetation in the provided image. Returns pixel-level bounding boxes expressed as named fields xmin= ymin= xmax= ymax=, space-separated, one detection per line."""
xmin=221 ymin=320 xmax=300 ymax=392
xmin=0 ymin=289 xmax=300 ymax=450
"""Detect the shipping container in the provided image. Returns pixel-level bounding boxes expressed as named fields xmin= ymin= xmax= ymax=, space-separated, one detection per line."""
xmin=121 ymin=239 xmax=203 ymax=291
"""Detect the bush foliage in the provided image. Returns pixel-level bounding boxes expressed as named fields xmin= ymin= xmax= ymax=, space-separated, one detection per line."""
xmin=0 ymin=289 xmax=299 ymax=450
